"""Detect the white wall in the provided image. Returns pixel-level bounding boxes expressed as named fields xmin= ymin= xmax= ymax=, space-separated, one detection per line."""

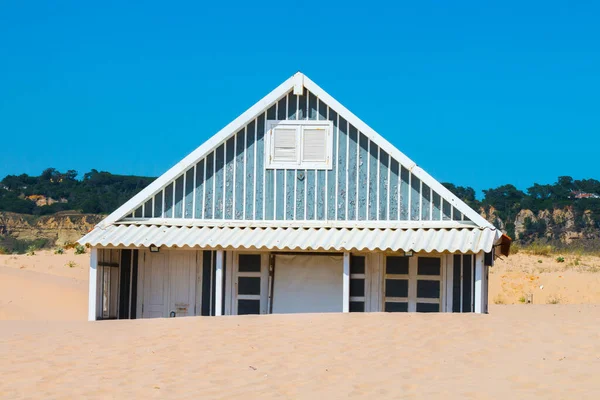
xmin=272 ymin=254 xmax=343 ymax=314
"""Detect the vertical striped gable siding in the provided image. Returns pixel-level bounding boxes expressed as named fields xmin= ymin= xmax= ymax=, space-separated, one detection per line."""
xmin=131 ymin=89 xmax=468 ymax=223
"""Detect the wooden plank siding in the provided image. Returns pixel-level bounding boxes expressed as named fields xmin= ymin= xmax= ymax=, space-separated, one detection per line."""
xmin=131 ymin=88 xmax=469 ymax=223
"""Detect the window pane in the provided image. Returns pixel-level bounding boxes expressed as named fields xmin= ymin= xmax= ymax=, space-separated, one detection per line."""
xmin=350 ymin=255 xmax=365 ymax=274
xmin=416 ymin=303 xmax=439 ymax=313
xmin=418 ymin=257 xmax=441 ymax=275
xmin=350 ymin=302 xmax=364 ymax=312
xmin=417 ymin=280 xmax=440 ymax=299
xmin=385 ymin=279 xmax=408 ymax=298
xmin=302 ymin=127 xmax=327 ymax=162
xmin=350 ymin=278 xmax=365 ymax=297
xmin=238 ymin=277 xmax=261 ymax=295
xmin=386 ymin=256 xmax=409 ymax=274
xmin=385 ymin=302 xmax=408 ymax=312
xmin=238 ymin=299 xmax=260 ymax=315
xmin=273 ymin=127 xmax=297 ymax=161
xmin=239 ymin=254 xmax=261 ymax=272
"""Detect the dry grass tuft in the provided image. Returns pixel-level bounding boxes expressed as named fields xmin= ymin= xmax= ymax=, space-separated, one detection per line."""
xmin=547 ymin=295 xmax=562 ymax=304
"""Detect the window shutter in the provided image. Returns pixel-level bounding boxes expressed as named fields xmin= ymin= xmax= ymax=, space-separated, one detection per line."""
xmin=272 ymin=126 xmax=297 ymax=163
xmin=302 ymin=127 xmax=328 ymax=163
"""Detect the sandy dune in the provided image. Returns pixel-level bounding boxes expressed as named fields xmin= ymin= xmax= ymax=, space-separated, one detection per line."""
xmin=0 ymin=306 xmax=599 ymax=399
xmin=1 ymin=251 xmax=600 ymax=399
xmin=490 ymin=253 xmax=600 ymax=305
xmin=0 ymin=251 xmax=87 ymax=320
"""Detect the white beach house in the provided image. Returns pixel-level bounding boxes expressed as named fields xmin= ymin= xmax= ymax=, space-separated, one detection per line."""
xmin=80 ymin=72 xmax=510 ymax=320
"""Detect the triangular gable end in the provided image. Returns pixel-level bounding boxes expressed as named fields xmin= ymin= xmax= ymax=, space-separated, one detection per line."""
xmin=97 ymin=72 xmax=492 ymax=229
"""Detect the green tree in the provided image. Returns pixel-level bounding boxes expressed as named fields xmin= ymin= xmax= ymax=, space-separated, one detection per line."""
xmin=442 ymin=183 xmax=479 ymax=209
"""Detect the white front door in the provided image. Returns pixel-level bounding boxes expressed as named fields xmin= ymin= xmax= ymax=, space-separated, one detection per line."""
xmin=143 ymin=252 xmax=168 ymax=318
xmin=169 ymin=251 xmax=197 ymax=317
xmin=272 ymin=254 xmax=343 ymax=314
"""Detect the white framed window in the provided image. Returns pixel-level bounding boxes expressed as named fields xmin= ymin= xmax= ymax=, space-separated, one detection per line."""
xmin=265 ymin=120 xmax=333 ymax=169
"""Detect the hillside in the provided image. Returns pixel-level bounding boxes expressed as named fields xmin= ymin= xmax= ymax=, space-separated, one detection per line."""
xmin=0 ymin=168 xmax=154 ymax=215
xmin=1 ymin=169 xmax=599 ymax=253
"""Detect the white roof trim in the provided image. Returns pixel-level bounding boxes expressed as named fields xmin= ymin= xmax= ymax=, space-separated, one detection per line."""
xmin=98 ymin=71 xmax=492 ymax=229
xmin=80 ymin=225 xmax=501 ymax=254
xmin=116 ymin=218 xmax=482 ymax=229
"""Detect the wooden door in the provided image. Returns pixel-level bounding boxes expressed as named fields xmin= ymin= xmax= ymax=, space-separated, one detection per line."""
xmin=143 ymin=252 xmax=168 ymax=318
xmin=169 ymin=251 xmax=197 ymax=317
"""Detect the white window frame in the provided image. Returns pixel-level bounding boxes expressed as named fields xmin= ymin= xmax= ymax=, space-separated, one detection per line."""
xmin=265 ymin=120 xmax=333 ymax=170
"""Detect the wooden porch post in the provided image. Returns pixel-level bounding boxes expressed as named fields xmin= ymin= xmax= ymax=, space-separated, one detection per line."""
xmin=343 ymin=252 xmax=350 ymax=313
xmin=474 ymin=251 xmax=484 ymax=314
xmin=88 ymin=247 xmax=98 ymax=321
xmin=215 ymin=250 xmax=224 ymax=316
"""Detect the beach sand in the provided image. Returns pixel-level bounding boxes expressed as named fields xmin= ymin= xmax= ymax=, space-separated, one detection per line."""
xmin=489 ymin=252 xmax=600 ymax=305
xmin=1 ymin=251 xmax=599 ymax=399
xmin=0 ymin=251 xmax=87 ymax=321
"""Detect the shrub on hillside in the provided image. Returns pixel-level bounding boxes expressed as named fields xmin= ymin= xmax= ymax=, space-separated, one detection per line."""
xmin=74 ymin=244 xmax=86 ymax=255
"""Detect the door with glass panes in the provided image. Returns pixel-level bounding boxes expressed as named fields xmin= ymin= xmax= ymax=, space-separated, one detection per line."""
xmin=384 ymin=255 xmax=444 ymax=312
xmin=234 ymin=253 xmax=268 ymax=315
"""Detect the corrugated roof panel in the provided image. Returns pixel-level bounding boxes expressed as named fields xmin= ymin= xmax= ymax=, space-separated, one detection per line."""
xmin=80 ymin=225 xmax=502 ymax=254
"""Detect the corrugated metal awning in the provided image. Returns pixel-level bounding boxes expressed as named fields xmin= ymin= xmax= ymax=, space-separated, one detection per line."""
xmin=80 ymin=224 xmax=502 ymax=254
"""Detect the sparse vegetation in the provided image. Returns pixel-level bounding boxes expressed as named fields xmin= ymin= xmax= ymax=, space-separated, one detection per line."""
xmin=74 ymin=244 xmax=86 ymax=255
xmin=570 ymin=256 xmax=581 ymax=267
xmin=0 ymin=236 xmax=50 ymax=255
xmin=26 ymin=245 xmax=37 ymax=256
xmin=66 ymin=260 xmax=77 ymax=268
xmin=518 ymin=295 xmax=527 ymax=304
xmin=493 ymin=295 xmax=505 ymax=304
xmin=54 ymin=247 xmax=64 ymax=255
xmin=523 ymin=243 xmax=554 ymax=257
xmin=547 ymin=295 xmax=562 ymax=304
xmin=538 ymin=259 xmax=543 ymax=263
xmin=556 ymin=256 xmax=565 ymax=263
xmin=0 ymin=246 xmax=8 ymax=255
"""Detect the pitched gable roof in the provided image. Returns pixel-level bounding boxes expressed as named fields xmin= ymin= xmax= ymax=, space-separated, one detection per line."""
xmin=96 ymin=72 xmax=493 ymax=230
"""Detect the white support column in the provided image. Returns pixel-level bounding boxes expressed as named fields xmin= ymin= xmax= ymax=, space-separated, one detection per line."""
xmin=342 ymin=252 xmax=350 ymax=313
xmin=474 ymin=251 xmax=484 ymax=314
xmin=445 ymin=255 xmax=454 ymax=313
xmin=224 ymin=251 xmax=234 ymax=316
xmin=215 ymin=250 xmax=224 ymax=316
xmin=88 ymin=247 xmax=98 ymax=321
xmin=408 ymin=255 xmax=417 ymax=312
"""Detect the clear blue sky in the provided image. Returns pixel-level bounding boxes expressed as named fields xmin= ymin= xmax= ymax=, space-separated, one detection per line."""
xmin=1 ymin=1 xmax=598 ymax=197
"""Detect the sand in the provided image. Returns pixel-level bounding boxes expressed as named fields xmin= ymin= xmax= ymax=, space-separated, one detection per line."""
xmin=490 ymin=253 xmax=600 ymax=305
xmin=1 ymin=306 xmax=599 ymax=399
xmin=1 ymin=251 xmax=600 ymax=399
xmin=0 ymin=251 xmax=88 ymax=320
